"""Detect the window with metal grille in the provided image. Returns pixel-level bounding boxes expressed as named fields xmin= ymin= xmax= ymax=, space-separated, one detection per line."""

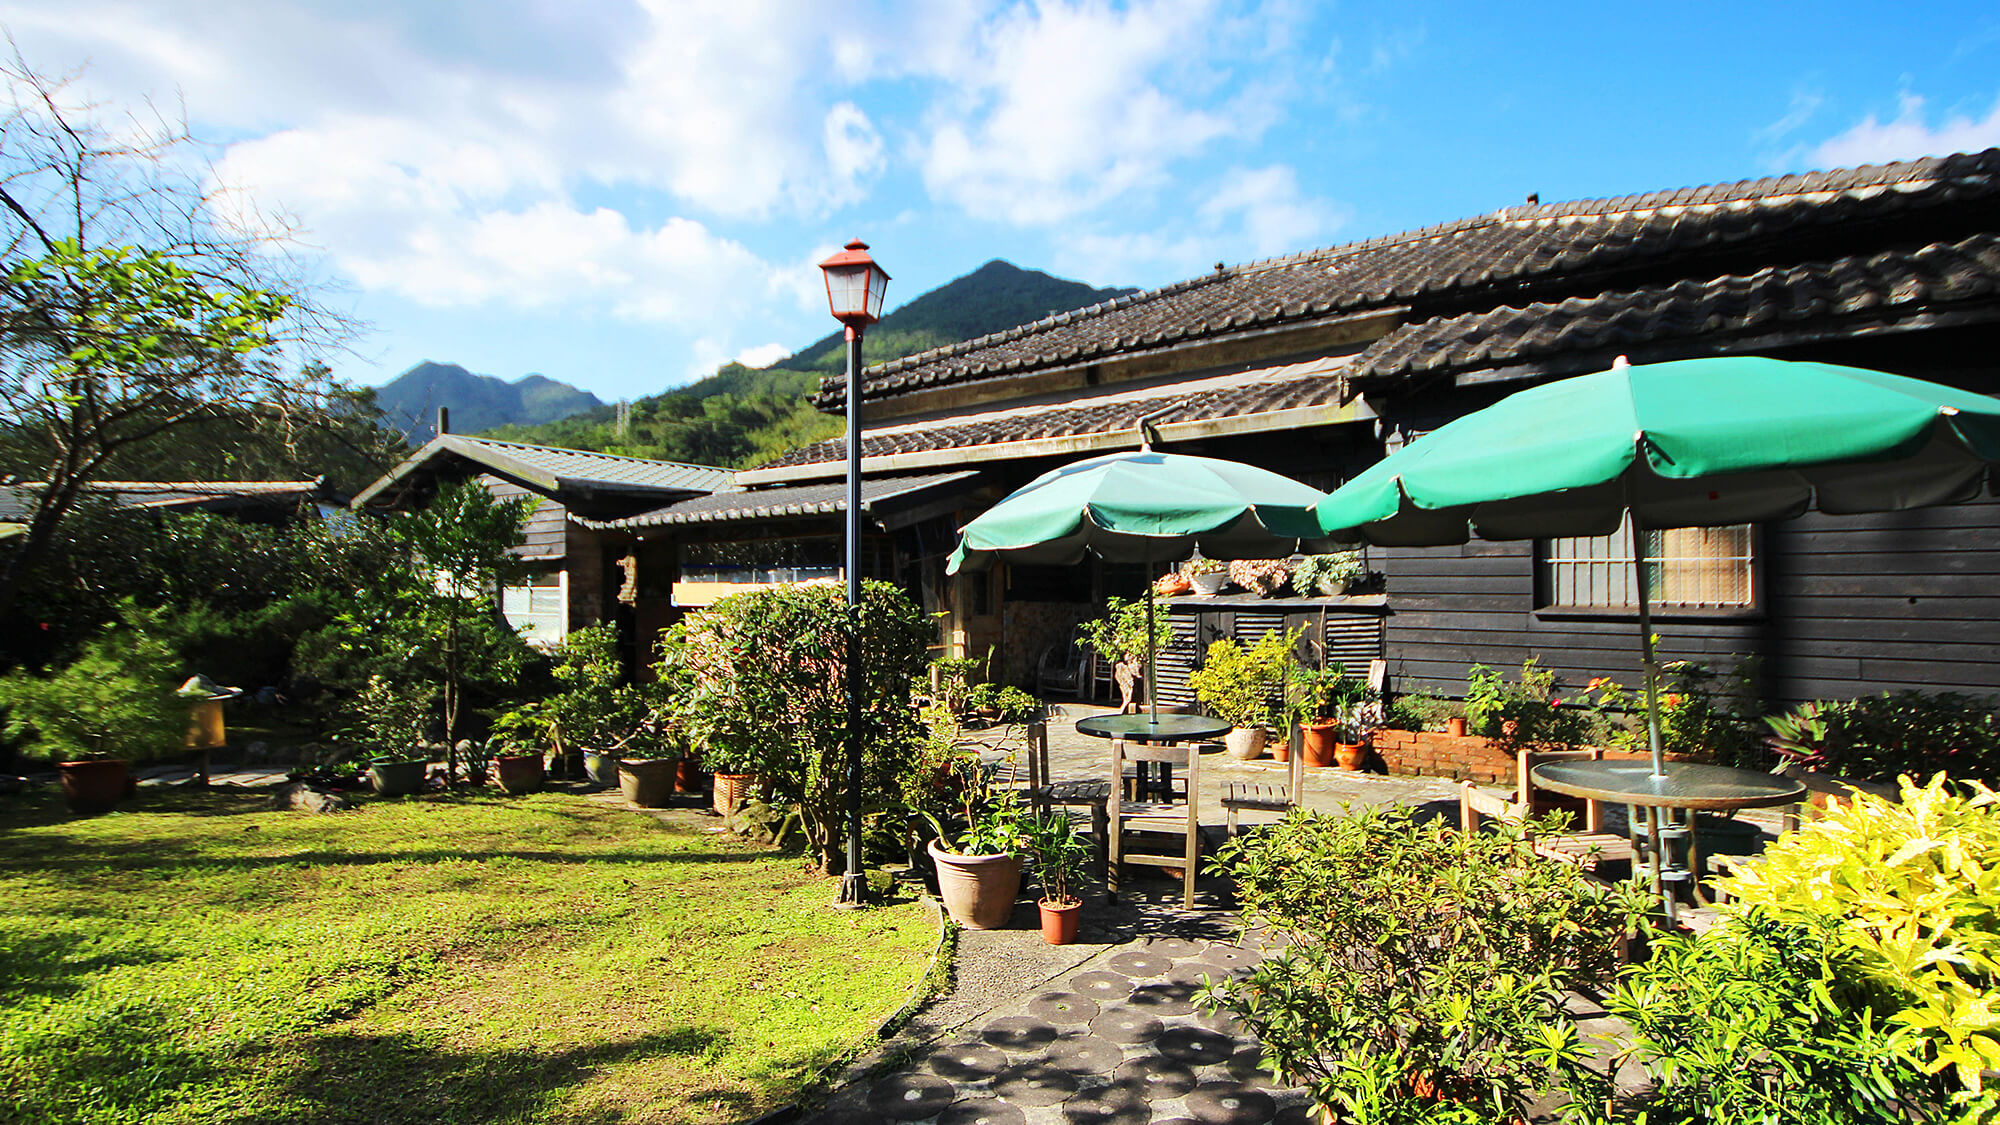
xmin=1539 ymin=516 xmax=1755 ymax=609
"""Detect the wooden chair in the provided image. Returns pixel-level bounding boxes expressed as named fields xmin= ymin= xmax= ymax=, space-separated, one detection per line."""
xmin=1459 ymin=745 xmax=1638 ymax=872
xmin=1107 ymin=737 xmax=1203 ymax=905
xmin=1022 ymin=718 xmax=1110 ymax=878
xmin=1036 ymin=629 xmax=1088 ymax=699
xmin=1221 ymin=723 xmax=1305 ymax=836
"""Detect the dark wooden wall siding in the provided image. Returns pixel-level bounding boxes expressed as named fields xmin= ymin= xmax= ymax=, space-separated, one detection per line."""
xmin=478 ymin=474 xmax=567 ymax=560
xmin=1763 ymin=492 xmax=2000 ymax=701
xmin=1377 ymin=491 xmax=2000 ymax=706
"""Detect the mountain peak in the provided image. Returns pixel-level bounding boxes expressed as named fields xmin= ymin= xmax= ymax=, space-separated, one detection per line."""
xmin=376 ymin=363 xmax=604 ymax=443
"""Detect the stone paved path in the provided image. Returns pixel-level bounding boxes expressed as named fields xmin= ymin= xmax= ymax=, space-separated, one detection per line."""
xmin=810 ymin=918 xmax=1313 ymax=1125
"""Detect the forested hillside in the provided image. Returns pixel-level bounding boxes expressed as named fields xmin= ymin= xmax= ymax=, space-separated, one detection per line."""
xmin=480 ymin=261 xmax=1134 ymax=468
xmin=378 ymin=362 xmax=603 ymax=443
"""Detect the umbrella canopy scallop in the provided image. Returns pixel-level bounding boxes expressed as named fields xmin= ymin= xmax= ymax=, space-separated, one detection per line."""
xmin=1311 ymin=357 xmax=2000 ymax=547
xmin=947 ymin=450 xmax=1328 ymax=573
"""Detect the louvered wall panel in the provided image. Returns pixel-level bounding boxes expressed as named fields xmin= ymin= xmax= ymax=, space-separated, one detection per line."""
xmin=1156 ymin=614 xmax=1199 ymax=706
xmin=1321 ymin=614 xmax=1384 ymax=677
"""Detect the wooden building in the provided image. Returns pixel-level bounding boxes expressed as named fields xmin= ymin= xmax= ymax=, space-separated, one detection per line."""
xmin=740 ymin=148 xmax=2000 ymax=705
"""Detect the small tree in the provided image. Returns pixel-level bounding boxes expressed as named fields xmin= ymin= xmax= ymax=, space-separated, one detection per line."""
xmin=0 ymin=60 xmax=357 ymax=618
xmin=661 ymin=580 xmax=932 ymax=874
xmin=0 ymin=603 xmax=183 ymax=762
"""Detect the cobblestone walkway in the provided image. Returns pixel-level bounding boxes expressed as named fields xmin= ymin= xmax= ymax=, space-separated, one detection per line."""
xmin=811 ymin=926 xmax=1311 ymax=1125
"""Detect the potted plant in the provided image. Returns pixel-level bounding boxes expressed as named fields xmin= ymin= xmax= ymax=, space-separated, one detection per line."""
xmin=0 ymin=607 xmax=183 ymax=814
xmin=1180 ymin=552 xmax=1229 ymax=596
xmin=1334 ymin=687 xmax=1383 ymax=770
xmin=924 ymin=758 xmax=1028 ymax=929
xmin=348 ymin=674 xmax=437 ymax=797
xmin=1292 ymin=551 xmax=1366 ymax=597
xmin=1026 ymin=809 xmax=1090 ymax=944
xmin=1290 ymin=663 xmax=1362 ymax=768
xmin=614 ymin=713 xmax=683 ymax=809
xmin=1080 ymin=596 xmax=1173 ymax=712
xmin=1188 ymin=630 xmax=1293 ymax=759
xmin=485 ymin=704 xmax=550 ymax=796
xmin=1227 ymin=557 xmax=1292 ymax=597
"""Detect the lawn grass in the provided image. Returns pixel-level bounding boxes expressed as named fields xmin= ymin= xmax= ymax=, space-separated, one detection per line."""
xmin=0 ymin=785 xmax=938 ymax=1124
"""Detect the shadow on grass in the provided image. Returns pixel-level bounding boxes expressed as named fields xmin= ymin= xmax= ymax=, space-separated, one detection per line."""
xmin=0 ymin=928 xmax=174 ymax=1007
xmin=0 ymin=843 xmax=776 ymax=878
xmin=247 ymin=1025 xmax=738 ymax=1125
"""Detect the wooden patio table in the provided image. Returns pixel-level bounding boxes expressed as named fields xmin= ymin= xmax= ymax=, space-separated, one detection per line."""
xmin=1531 ymin=758 xmax=1806 ymax=924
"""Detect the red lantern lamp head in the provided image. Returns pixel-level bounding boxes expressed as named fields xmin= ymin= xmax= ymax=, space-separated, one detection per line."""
xmin=817 ymin=238 xmax=889 ymax=328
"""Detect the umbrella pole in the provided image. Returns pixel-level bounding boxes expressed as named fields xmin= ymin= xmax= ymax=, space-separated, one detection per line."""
xmin=1145 ymin=566 xmax=1159 ymax=725
xmin=1633 ymin=516 xmax=1676 ymax=924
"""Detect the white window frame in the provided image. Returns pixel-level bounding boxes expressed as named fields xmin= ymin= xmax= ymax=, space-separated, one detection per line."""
xmin=1539 ymin=515 xmax=1757 ymax=611
xmin=501 ymin=567 xmax=568 ymax=647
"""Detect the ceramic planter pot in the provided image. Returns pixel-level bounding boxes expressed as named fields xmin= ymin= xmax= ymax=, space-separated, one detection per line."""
xmin=929 ymin=839 xmax=1023 ymax=929
xmin=1334 ymin=741 xmax=1368 ymax=770
xmin=369 ymin=757 xmax=428 ymax=797
xmin=1300 ymin=722 xmax=1339 ymax=768
xmin=58 ymin=759 xmax=128 ymax=815
xmin=674 ymin=756 xmax=702 ymax=793
xmin=493 ymin=753 xmax=544 ymax=795
xmin=1039 ymin=898 xmax=1081 ymax=945
xmin=1446 ymin=717 xmax=1468 ymax=737
xmin=619 ymin=758 xmax=676 ymax=808
xmin=713 ymin=771 xmax=758 ymax=817
xmin=1224 ymin=726 xmax=1267 ymax=760
xmin=1188 ymin=571 xmax=1228 ymax=596
xmin=583 ymin=751 xmax=618 ymax=786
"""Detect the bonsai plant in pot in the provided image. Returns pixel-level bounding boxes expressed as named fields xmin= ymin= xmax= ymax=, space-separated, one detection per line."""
xmin=1180 ymin=552 xmax=1229 ymax=596
xmin=1291 ymin=551 xmax=1366 ymax=597
xmin=349 ymin=674 xmax=437 ymax=797
xmin=924 ymin=758 xmax=1029 ymax=929
xmin=0 ymin=606 xmax=183 ymax=814
xmin=1080 ymin=595 xmax=1173 ymax=713
xmin=1188 ymin=629 xmax=1294 ymax=759
xmin=1026 ymin=809 xmax=1090 ymax=944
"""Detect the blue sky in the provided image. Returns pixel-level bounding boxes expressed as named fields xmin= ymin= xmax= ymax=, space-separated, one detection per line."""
xmin=8 ymin=1 xmax=1999 ymax=402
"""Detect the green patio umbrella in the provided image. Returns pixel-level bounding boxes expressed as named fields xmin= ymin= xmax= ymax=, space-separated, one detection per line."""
xmin=949 ymin=449 xmax=1329 ymax=722
xmin=1312 ymin=353 xmax=2000 ymax=779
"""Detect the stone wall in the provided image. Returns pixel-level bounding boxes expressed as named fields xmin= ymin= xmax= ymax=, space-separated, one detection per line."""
xmin=1000 ymin=601 xmax=1091 ymax=688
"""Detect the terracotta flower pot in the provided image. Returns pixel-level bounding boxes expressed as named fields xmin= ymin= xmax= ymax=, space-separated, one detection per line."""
xmin=1039 ymin=898 xmax=1081 ymax=945
xmin=58 ymin=759 xmax=128 ymax=815
xmin=1269 ymin=737 xmax=1291 ymax=763
xmin=1334 ymin=741 xmax=1367 ymax=770
xmin=674 ymin=755 xmax=702 ymax=793
xmin=713 ymin=771 xmax=758 ymax=817
xmin=929 ymin=839 xmax=1022 ymax=929
xmin=619 ymin=758 xmax=676 ymax=808
xmin=1446 ymin=717 xmax=1468 ymax=737
xmin=493 ymin=753 xmax=544 ymax=795
xmin=1224 ymin=726 xmax=1267 ymax=760
xmin=1300 ymin=722 xmax=1339 ymax=768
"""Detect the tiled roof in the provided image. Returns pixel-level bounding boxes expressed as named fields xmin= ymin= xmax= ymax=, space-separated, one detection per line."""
xmin=353 ymin=435 xmax=735 ymax=509
xmin=1349 ymin=231 xmax=2000 ymax=383
xmin=581 ymin=471 xmax=982 ymax=529
xmin=0 ymin=479 xmax=326 ymax=521
xmin=757 ymin=357 xmax=1352 ymax=472
xmin=817 ymin=148 xmax=2000 ymax=409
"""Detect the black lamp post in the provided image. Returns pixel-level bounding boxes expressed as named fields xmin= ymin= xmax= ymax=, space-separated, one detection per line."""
xmin=818 ymin=238 xmax=889 ymax=907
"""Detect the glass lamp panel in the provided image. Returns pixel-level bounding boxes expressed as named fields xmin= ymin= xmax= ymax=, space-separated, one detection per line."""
xmin=823 ymin=265 xmax=871 ymax=319
xmin=864 ymin=267 xmax=888 ymax=320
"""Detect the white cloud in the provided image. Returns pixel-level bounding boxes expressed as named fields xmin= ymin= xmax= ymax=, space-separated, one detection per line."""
xmin=1057 ymin=163 xmax=1346 ymax=279
xmin=915 ymin=0 xmax=1279 ymax=226
xmin=1812 ymin=92 xmax=2000 ymax=168
xmin=734 ymin=343 xmax=792 ymax=369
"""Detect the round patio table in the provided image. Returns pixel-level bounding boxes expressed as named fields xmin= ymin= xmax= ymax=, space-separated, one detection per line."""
xmin=1530 ymin=759 xmax=1806 ymax=923
xmin=1075 ymin=713 xmax=1232 ymax=801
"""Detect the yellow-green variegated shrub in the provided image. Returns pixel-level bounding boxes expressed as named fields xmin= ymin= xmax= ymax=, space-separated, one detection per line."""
xmin=1720 ymin=775 xmax=2000 ymax=1102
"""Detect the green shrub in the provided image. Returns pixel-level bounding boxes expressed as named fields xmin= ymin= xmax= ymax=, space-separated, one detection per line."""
xmin=1292 ymin=551 xmax=1365 ymax=597
xmin=1078 ymin=595 xmax=1172 ymax=668
xmin=1766 ymin=691 xmax=2000 ymax=784
xmin=660 ymin=580 xmax=934 ymax=874
xmin=1578 ymin=659 xmax=1763 ymax=766
xmin=1719 ymin=775 xmax=2000 ymax=1110
xmin=1463 ymin=659 xmax=1596 ymax=747
xmin=0 ymin=605 xmax=185 ymax=763
xmin=1607 ymin=910 xmax=1945 ymax=1124
xmin=346 ymin=674 xmax=436 ymax=760
xmin=1188 ymin=630 xmax=1293 ymax=730
xmin=1382 ymin=689 xmax=1458 ymax=733
xmin=1204 ymin=804 xmax=1648 ymax=1122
